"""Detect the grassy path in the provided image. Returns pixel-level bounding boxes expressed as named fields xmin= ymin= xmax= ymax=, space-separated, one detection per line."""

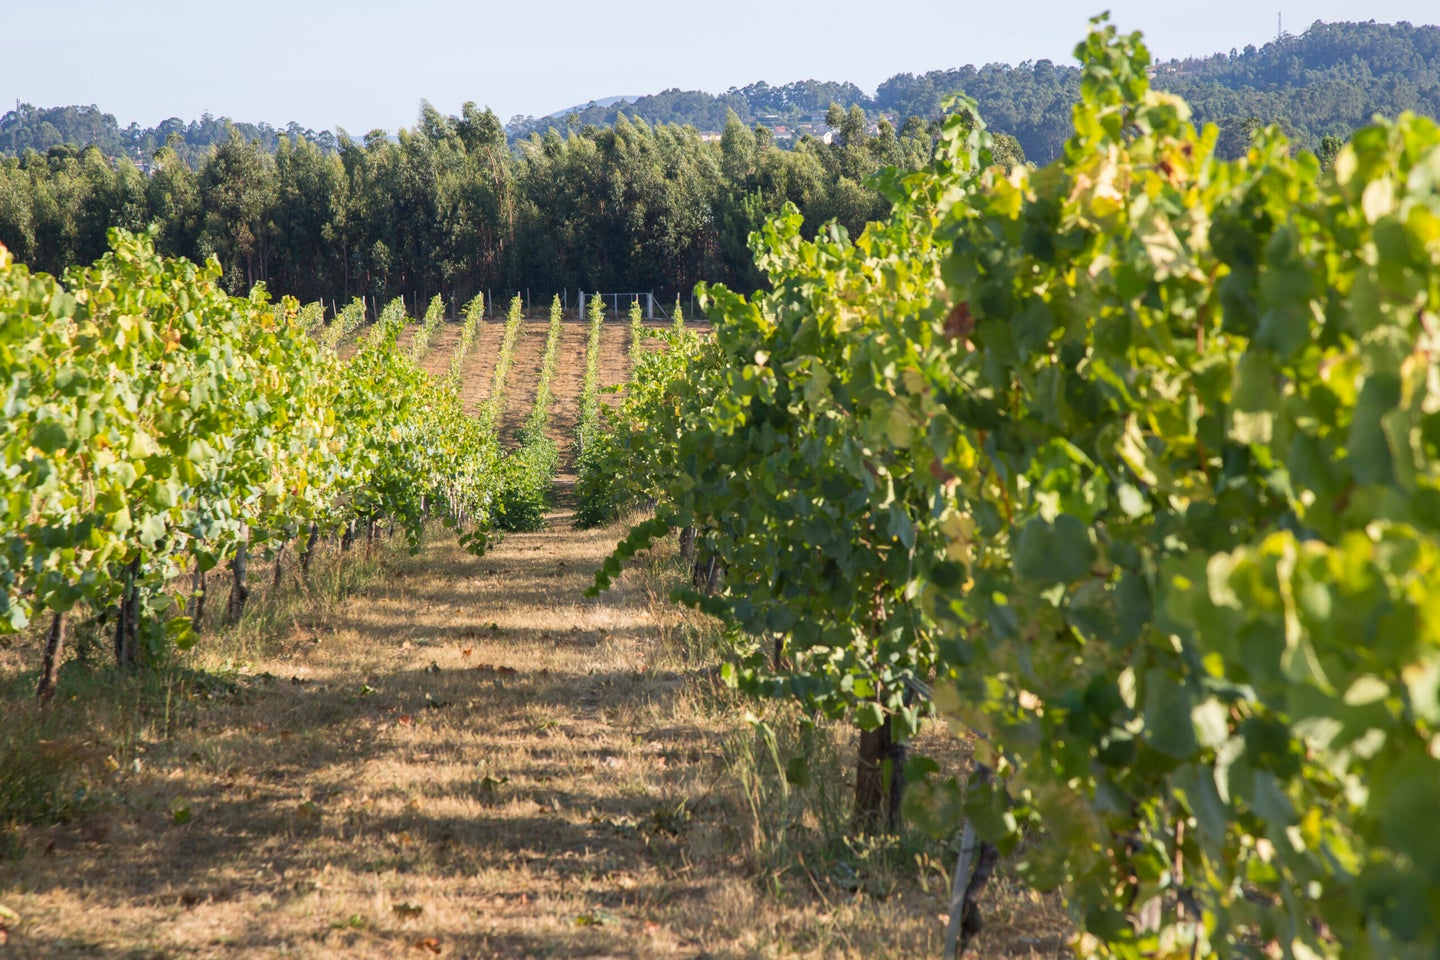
xmin=0 ymin=503 xmax=1046 ymax=957
xmin=415 ymin=321 xmax=465 ymax=379
xmin=3 ymin=515 xmax=722 ymax=958
xmin=455 ymin=318 xmax=504 ymax=419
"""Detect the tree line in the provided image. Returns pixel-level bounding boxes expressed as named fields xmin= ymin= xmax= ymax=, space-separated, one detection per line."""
xmin=4 ymin=19 xmax=1430 ymax=306
xmin=0 ymin=102 xmax=993 ymax=308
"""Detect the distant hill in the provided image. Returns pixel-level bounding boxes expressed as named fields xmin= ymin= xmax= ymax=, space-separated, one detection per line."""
xmin=0 ymin=104 xmax=337 ymax=170
xmin=503 ymin=80 xmax=868 ymax=141
xmin=526 ymin=94 xmax=639 ymax=122
xmin=504 ymin=20 xmax=1440 ymax=162
xmin=1155 ymin=19 xmax=1440 ymax=156
xmin=4 ymin=19 xmax=1438 ymax=166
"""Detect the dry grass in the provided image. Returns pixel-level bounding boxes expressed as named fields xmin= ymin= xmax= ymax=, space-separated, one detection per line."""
xmin=0 ymin=513 xmax=1070 ymax=958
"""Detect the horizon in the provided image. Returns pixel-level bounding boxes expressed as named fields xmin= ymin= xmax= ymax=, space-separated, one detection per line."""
xmin=3 ymin=2 xmax=1438 ymax=136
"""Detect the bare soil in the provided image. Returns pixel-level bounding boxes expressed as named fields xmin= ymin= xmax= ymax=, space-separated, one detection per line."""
xmin=496 ymin=320 xmax=546 ymax=445
xmin=455 ymin=319 xmax=506 ymax=419
xmin=596 ymin=319 xmax=632 ymax=409
xmin=415 ymin=322 xmax=465 ymax=379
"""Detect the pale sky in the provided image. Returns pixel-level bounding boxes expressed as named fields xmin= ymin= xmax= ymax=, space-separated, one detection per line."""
xmin=2 ymin=1 xmax=1436 ymax=134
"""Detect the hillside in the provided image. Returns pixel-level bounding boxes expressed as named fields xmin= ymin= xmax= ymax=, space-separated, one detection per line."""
xmin=0 ymin=104 xmax=337 ymax=170
xmin=506 ymin=19 xmax=1440 ymax=160
xmin=5 ymin=20 xmax=1438 ymax=168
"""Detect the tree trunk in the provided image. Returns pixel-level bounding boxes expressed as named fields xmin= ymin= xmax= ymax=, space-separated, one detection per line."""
xmin=854 ymin=722 xmax=889 ymax=834
xmin=114 ymin=557 xmax=140 ymax=671
xmin=227 ymin=535 xmax=250 ymax=624
xmin=961 ymin=836 xmax=999 ymax=950
xmin=888 ymin=736 xmax=909 ymax=832
xmin=678 ymin=526 xmax=696 ymax=562
xmin=300 ymin=522 xmax=320 ymax=581
xmin=272 ymin=540 xmax=287 ymax=589
xmin=189 ymin=562 xmax=208 ymax=632
xmin=691 ymin=553 xmax=721 ymax=595
xmin=943 ymin=764 xmax=1000 ymax=960
xmin=341 ymin=520 xmax=355 ymax=552
xmin=853 ymin=717 xmax=908 ymax=834
xmin=113 ymin=597 xmax=124 ymax=670
xmin=36 ymin=611 xmax=66 ymax=701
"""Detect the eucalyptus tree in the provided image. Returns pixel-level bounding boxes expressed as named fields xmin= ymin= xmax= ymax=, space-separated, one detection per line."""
xmin=271 ymin=134 xmax=347 ymax=303
xmin=197 ymin=129 xmax=278 ymax=292
xmin=437 ymin=102 xmax=514 ymax=303
xmin=145 ymin=143 xmax=200 ymax=259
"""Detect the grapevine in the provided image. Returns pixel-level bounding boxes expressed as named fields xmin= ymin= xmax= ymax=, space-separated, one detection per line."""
xmin=589 ymin=17 xmax=1440 ymax=958
xmin=1 ymin=232 xmax=505 ymax=683
xmin=408 ymin=293 xmax=446 ymax=361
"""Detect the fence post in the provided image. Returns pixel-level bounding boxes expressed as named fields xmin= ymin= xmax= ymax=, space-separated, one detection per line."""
xmin=647 ymin=292 xmax=654 ymax=320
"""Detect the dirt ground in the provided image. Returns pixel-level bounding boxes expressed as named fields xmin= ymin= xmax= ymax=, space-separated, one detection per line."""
xmin=0 ymin=513 xmax=1066 ymax=959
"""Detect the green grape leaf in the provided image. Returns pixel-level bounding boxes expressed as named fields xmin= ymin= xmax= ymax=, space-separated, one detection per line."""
xmin=29 ymin=421 xmax=69 ymax=455
xmin=1143 ymin=671 xmax=1198 ymax=758
xmin=1014 ymin=514 xmax=1097 ymax=585
xmin=854 ymin=701 xmax=885 ymax=731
